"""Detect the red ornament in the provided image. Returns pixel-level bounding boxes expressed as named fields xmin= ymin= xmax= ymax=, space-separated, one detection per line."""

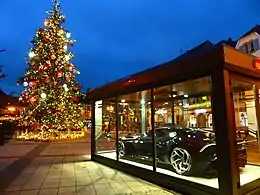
xmin=68 ymin=63 xmax=74 ymax=71
xmin=30 ymin=124 xmax=36 ymax=130
xmin=45 ymin=78 xmax=50 ymax=83
xmin=57 ymin=70 xmax=63 ymax=77
xmin=48 ymin=124 xmax=53 ymax=129
xmin=72 ymin=97 xmax=79 ymax=103
xmin=69 ymin=41 xmax=74 ymax=46
xmin=39 ymin=28 xmax=44 ymax=32
xmin=56 ymin=83 xmax=60 ymax=88
xmin=29 ymin=81 xmax=35 ymax=88
xmin=39 ymin=69 xmax=45 ymax=74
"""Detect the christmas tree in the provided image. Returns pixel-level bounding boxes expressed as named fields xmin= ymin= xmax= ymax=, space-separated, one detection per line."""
xmin=17 ymin=0 xmax=84 ymax=140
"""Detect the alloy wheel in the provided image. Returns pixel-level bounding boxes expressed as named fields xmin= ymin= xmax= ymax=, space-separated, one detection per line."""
xmin=118 ymin=141 xmax=125 ymax=157
xmin=170 ymin=148 xmax=192 ymax=175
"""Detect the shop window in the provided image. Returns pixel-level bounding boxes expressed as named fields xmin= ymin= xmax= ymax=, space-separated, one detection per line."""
xmin=94 ymin=98 xmax=117 ymax=159
xmin=231 ymin=80 xmax=260 ymax=187
xmin=153 ymin=76 xmax=220 ymax=189
xmin=117 ymin=90 xmax=153 ymax=170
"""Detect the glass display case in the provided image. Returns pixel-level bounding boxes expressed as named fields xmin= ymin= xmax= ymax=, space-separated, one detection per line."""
xmin=88 ymin=45 xmax=260 ymax=195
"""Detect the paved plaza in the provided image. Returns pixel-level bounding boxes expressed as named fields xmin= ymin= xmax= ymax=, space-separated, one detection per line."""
xmin=0 ymin=139 xmax=182 ymax=195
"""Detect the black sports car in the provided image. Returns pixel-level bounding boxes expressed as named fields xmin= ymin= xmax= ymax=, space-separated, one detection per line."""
xmin=118 ymin=126 xmax=247 ymax=176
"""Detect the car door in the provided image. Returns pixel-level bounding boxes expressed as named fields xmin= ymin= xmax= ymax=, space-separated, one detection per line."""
xmin=135 ymin=131 xmax=153 ymax=156
xmin=156 ymin=128 xmax=171 ymax=155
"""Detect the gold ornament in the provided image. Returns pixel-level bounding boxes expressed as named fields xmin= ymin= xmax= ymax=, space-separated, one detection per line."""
xmin=58 ymin=49 xmax=63 ymax=54
xmin=44 ymin=19 xmax=51 ymax=27
xmin=58 ymin=29 xmax=64 ymax=35
xmin=51 ymin=54 xmax=56 ymax=60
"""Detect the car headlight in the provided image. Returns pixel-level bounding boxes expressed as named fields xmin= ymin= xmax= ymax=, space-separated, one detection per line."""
xmin=169 ymin=132 xmax=177 ymax=138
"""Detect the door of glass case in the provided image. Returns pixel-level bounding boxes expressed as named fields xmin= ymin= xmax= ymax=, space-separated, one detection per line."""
xmin=231 ymin=79 xmax=260 ymax=187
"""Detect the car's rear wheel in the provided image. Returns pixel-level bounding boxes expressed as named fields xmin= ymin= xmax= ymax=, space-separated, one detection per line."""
xmin=118 ymin=141 xmax=126 ymax=157
xmin=170 ymin=148 xmax=192 ymax=175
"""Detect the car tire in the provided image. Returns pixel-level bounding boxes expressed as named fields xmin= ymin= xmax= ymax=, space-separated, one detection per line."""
xmin=118 ymin=141 xmax=126 ymax=157
xmin=169 ymin=147 xmax=193 ymax=175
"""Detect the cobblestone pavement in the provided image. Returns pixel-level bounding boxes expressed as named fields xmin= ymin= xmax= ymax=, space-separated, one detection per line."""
xmin=0 ymin=140 xmax=182 ymax=195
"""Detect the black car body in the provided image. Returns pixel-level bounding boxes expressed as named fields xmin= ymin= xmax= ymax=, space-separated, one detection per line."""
xmin=118 ymin=126 xmax=247 ymax=176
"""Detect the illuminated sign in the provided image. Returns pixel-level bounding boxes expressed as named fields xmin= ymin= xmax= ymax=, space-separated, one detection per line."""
xmin=195 ymin=109 xmax=207 ymax=114
xmin=253 ymin=58 xmax=260 ymax=72
xmin=155 ymin=109 xmax=167 ymax=114
xmin=122 ymin=78 xmax=136 ymax=86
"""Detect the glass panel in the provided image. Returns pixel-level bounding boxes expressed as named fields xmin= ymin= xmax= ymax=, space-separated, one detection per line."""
xmin=231 ymin=80 xmax=260 ymax=186
xmin=94 ymin=98 xmax=117 ymax=159
xmin=154 ymin=76 xmax=219 ymax=189
xmin=82 ymin=104 xmax=91 ymax=140
xmin=117 ymin=90 xmax=153 ymax=170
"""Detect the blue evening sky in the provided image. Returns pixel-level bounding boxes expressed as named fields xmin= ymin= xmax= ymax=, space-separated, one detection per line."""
xmin=0 ymin=0 xmax=259 ymax=95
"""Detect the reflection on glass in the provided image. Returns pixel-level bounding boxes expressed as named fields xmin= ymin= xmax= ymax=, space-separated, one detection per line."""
xmin=154 ymin=77 xmax=219 ymax=189
xmin=95 ymin=99 xmax=116 ymax=159
xmin=117 ymin=90 xmax=153 ymax=170
xmin=231 ymin=80 xmax=260 ymax=186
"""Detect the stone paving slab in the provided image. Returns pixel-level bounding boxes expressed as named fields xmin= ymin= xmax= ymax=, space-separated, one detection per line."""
xmin=0 ymin=158 xmax=19 ymax=171
xmin=0 ymin=141 xmax=40 ymax=173
xmin=0 ymin=143 xmax=50 ymax=193
xmin=0 ymin=140 xmax=183 ymax=195
xmin=0 ymin=143 xmax=39 ymax=158
xmin=3 ymin=158 xmax=180 ymax=195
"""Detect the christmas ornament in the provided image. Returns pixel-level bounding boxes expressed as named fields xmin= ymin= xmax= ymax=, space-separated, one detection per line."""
xmin=30 ymin=96 xmax=37 ymax=104
xmin=30 ymin=124 xmax=36 ymax=130
xmin=57 ymin=70 xmax=63 ymax=77
xmin=51 ymin=54 xmax=56 ymax=60
xmin=45 ymin=78 xmax=51 ymax=83
xmin=68 ymin=64 xmax=74 ymax=71
xmin=72 ymin=97 xmax=79 ymax=103
xmin=61 ymin=16 xmax=66 ymax=23
xmin=39 ymin=69 xmax=45 ymax=74
xmin=58 ymin=29 xmax=64 ymax=35
xmin=69 ymin=40 xmax=74 ymax=46
xmin=58 ymin=49 xmax=63 ymax=54
xmin=66 ymin=76 xmax=70 ymax=82
xmin=29 ymin=82 xmax=35 ymax=88
xmin=44 ymin=19 xmax=50 ymax=27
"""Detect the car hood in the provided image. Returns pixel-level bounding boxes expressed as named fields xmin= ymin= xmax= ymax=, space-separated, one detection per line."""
xmin=119 ymin=135 xmax=140 ymax=141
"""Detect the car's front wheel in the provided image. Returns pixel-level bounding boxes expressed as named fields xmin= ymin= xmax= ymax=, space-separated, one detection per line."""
xmin=170 ymin=147 xmax=192 ymax=175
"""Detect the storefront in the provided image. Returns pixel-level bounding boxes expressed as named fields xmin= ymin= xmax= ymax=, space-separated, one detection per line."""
xmin=86 ymin=43 xmax=260 ymax=195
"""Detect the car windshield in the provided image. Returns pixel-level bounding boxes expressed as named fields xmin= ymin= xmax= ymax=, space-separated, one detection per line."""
xmin=146 ymin=127 xmax=172 ymax=137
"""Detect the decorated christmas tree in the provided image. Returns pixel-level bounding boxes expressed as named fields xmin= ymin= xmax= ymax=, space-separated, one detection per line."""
xmin=17 ymin=0 xmax=84 ymax=140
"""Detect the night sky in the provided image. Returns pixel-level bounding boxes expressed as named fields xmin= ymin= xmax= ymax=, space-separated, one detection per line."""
xmin=0 ymin=0 xmax=259 ymax=96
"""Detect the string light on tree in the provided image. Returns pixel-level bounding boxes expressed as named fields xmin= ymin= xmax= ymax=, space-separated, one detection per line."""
xmin=29 ymin=51 xmax=36 ymax=58
xmin=66 ymin=32 xmax=71 ymax=38
xmin=41 ymin=92 xmax=47 ymax=99
xmin=17 ymin=0 xmax=85 ymax=141
xmin=23 ymin=82 xmax=28 ymax=87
